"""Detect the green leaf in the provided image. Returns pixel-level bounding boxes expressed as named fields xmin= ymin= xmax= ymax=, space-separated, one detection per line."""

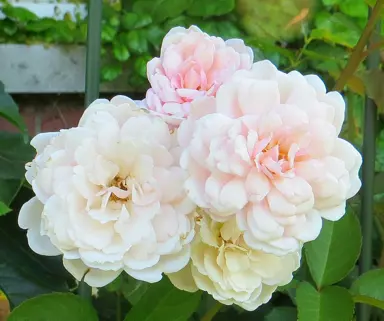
xmin=145 ymin=25 xmax=166 ymax=49
xmin=187 ymin=0 xmax=235 ymax=17
xmin=0 ymin=202 xmax=11 ymax=216
xmin=121 ymin=12 xmax=152 ymax=30
xmin=322 ymin=0 xmax=341 ymax=5
xmin=340 ymin=0 xmax=368 ymax=18
xmin=8 ymin=293 xmax=98 ymax=321
xmin=134 ymin=13 xmax=152 ymax=29
xmin=350 ymin=269 xmax=384 ymax=309
xmin=124 ymin=30 xmax=149 ymax=54
xmin=113 ymin=42 xmax=131 ymax=62
xmin=360 ymin=70 xmax=384 ymax=113
xmin=25 ymin=18 xmax=56 ymax=32
xmin=123 ymin=278 xmax=202 ymax=321
xmin=312 ymin=12 xmax=361 ymax=48
xmin=0 ymin=179 xmax=23 ymax=206
xmin=0 ymin=82 xmax=27 ymax=135
xmin=265 ymin=307 xmax=297 ymax=321
xmin=3 ymin=22 xmax=17 ymax=36
xmin=134 ymin=55 xmax=151 ymax=78
xmin=109 ymin=16 xmax=120 ymax=28
xmin=121 ymin=12 xmax=139 ymax=30
xmin=153 ymin=0 xmax=192 ymax=22
xmin=296 ymin=282 xmax=354 ymax=321
xmin=121 ymin=276 xmax=149 ymax=305
xmin=305 ymin=211 xmax=362 ymax=288
xmin=133 ymin=1 xmax=155 ymax=15
xmin=101 ymin=64 xmax=123 ymax=82
xmin=101 ymin=24 xmax=117 ymax=42
xmin=0 ymin=209 xmax=70 ymax=308
xmin=1 ymin=5 xmax=38 ymax=22
xmin=0 ymin=132 xmax=34 ymax=180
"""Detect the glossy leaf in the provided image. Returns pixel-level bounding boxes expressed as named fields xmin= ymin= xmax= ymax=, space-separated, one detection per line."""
xmin=187 ymin=0 xmax=235 ymax=17
xmin=350 ymin=269 xmax=384 ymax=309
xmin=0 ymin=82 xmax=27 ymax=135
xmin=265 ymin=307 xmax=297 ymax=321
xmin=124 ymin=30 xmax=149 ymax=54
xmin=296 ymin=282 xmax=354 ymax=321
xmin=305 ymin=211 xmax=362 ymax=288
xmin=360 ymin=70 xmax=384 ymax=113
xmin=101 ymin=64 xmax=123 ymax=82
xmin=113 ymin=42 xmax=131 ymax=62
xmin=8 ymin=293 xmax=98 ymax=321
xmin=0 ymin=202 xmax=11 ymax=216
xmin=0 ymin=179 xmax=23 ymax=206
xmin=152 ymin=0 xmax=192 ymax=22
xmin=0 ymin=211 xmax=69 ymax=308
xmin=0 ymin=132 xmax=34 ymax=180
xmin=123 ymin=278 xmax=202 ymax=321
xmin=122 ymin=276 xmax=149 ymax=305
xmin=1 ymin=5 xmax=38 ymax=22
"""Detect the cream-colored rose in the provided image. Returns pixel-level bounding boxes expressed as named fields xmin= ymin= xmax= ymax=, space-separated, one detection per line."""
xmin=168 ymin=213 xmax=300 ymax=311
xmin=19 ymin=96 xmax=195 ymax=287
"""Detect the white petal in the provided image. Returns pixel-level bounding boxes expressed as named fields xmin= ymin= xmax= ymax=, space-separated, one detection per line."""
xmin=63 ymin=258 xmax=121 ymax=287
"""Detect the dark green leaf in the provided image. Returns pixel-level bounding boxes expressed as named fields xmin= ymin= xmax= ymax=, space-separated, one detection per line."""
xmin=8 ymin=293 xmax=98 ymax=321
xmin=145 ymin=25 xmax=166 ymax=49
xmin=360 ymin=70 xmax=384 ymax=113
xmin=153 ymin=0 xmax=193 ymax=22
xmin=113 ymin=42 xmax=131 ymax=62
xmin=1 ymin=5 xmax=38 ymax=22
xmin=101 ymin=64 xmax=123 ymax=82
xmin=93 ymin=288 xmax=130 ymax=321
xmin=350 ymin=269 xmax=384 ymax=309
xmin=0 ymin=81 xmax=27 ymax=134
xmin=121 ymin=12 xmax=139 ymax=30
xmin=3 ymin=22 xmax=17 ymax=36
xmin=25 ymin=18 xmax=56 ymax=32
xmin=305 ymin=211 xmax=362 ymax=288
xmin=0 ymin=132 xmax=34 ymax=180
xmin=0 ymin=202 xmax=10 ymax=216
xmin=296 ymin=282 xmax=354 ymax=321
xmin=124 ymin=30 xmax=149 ymax=54
xmin=0 ymin=179 xmax=23 ymax=206
xmin=132 ymin=1 xmax=155 ymax=15
xmin=265 ymin=307 xmax=297 ymax=321
xmin=134 ymin=13 xmax=152 ymax=29
xmin=0 ymin=210 xmax=70 ymax=308
xmin=187 ymin=0 xmax=235 ymax=17
xmin=122 ymin=12 xmax=152 ymax=30
xmin=121 ymin=276 xmax=149 ymax=305
xmin=123 ymin=278 xmax=202 ymax=321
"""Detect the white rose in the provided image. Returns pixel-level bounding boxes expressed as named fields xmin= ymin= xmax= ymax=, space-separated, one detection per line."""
xmin=19 ymin=96 xmax=195 ymax=287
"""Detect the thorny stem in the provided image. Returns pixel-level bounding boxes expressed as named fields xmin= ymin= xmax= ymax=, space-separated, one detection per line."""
xmin=201 ymin=302 xmax=222 ymax=321
xmin=333 ymin=0 xmax=384 ymax=91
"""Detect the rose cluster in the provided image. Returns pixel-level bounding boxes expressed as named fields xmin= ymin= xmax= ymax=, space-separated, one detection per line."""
xmin=19 ymin=26 xmax=361 ymax=311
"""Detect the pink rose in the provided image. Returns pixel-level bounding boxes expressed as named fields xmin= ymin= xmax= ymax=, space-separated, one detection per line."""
xmin=178 ymin=60 xmax=362 ymax=255
xmin=144 ymin=25 xmax=254 ymax=125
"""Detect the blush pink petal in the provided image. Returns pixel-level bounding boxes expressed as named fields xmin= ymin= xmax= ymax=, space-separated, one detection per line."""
xmin=179 ymin=60 xmax=362 ymax=255
xmin=144 ymin=25 xmax=253 ymax=125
